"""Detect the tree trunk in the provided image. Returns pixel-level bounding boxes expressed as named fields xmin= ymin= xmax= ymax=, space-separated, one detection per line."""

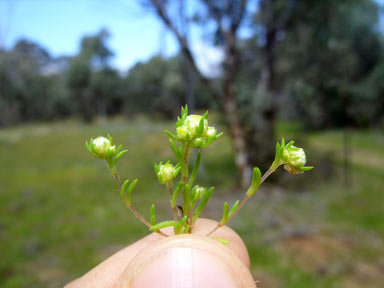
xmin=222 ymin=33 xmax=253 ymax=188
xmin=148 ymin=0 xmax=253 ymax=187
xmin=222 ymin=88 xmax=253 ymax=188
xmin=245 ymin=26 xmax=277 ymax=172
xmin=183 ymin=55 xmax=195 ymax=111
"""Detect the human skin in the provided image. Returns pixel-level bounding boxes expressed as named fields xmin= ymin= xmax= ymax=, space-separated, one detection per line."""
xmin=65 ymin=219 xmax=256 ymax=288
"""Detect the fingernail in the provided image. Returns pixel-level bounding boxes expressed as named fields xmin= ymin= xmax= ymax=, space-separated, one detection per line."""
xmin=132 ymin=247 xmax=240 ymax=288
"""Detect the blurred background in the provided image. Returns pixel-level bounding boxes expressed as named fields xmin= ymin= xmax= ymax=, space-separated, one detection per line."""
xmin=1 ymin=0 xmax=384 ymax=287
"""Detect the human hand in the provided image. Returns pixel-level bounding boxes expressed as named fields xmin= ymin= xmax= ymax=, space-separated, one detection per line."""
xmin=65 ymin=219 xmax=256 ymax=288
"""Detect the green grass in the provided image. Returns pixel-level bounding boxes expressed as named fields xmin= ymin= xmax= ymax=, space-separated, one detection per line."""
xmin=0 ymin=118 xmax=383 ymax=287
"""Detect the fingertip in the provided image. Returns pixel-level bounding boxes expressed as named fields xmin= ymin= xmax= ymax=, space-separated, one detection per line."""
xmin=117 ymin=235 xmax=256 ymax=288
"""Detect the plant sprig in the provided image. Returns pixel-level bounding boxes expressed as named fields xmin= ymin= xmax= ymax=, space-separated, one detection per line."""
xmin=86 ymin=106 xmax=313 ymax=242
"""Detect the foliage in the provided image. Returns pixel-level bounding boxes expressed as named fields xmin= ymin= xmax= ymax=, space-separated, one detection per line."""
xmin=0 ymin=1 xmax=383 ymax=130
xmin=281 ymin=0 xmax=383 ymax=128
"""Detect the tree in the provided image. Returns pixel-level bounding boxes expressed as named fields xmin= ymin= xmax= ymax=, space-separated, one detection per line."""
xmin=282 ymin=0 xmax=382 ymax=128
xmin=123 ymin=54 xmax=212 ymax=118
xmin=143 ymin=0 xmax=258 ymax=187
xmin=0 ymin=39 xmax=56 ymax=125
xmin=67 ymin=29 xmax=115 ymax=121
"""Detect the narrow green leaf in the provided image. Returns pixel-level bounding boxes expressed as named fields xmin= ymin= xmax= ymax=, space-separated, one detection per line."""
xmin=214 ymin=238 xmax=229 ymax=245
xmin=271 ymin=143 xmax=282 ymax=171
xmin=299 ymin=166 xmax=314 ymax=171
xmin=201 ymin=136 xmax=215 ymax=148
xmin=149 ymin=220 xmax=175 ymax=232
xmin=215 ymin=132 xmax=223 ymax=140
xmin=197 ymin=117 xmax=205 ymax=136
xmin=85 ymin=141 xmax=92 ymax=153
xmin=169 ymin=139 xmax=183 ymax=161
xmin=174 ymin=216 xmax=187 ymax=234
xmin=181 ymin=105 xmax=188 ymax=118
xmin=115 ymin=150 xmax=128 ymax=162
xmin=164 ymin=130 xmax=178 ymax=141
xmin=150 ymin=204 xmax=156 ymax=226
xmin=192 ymin=187 xmax=214 ymax=222
xmin=120 ymin=179 xmax=130 ymax=204
xmin=107 ymin=134 xmax=114 ymax=146
xmin=286 ymin=140 xmax=295 ymax=148
xmin=220 ymin=202 xmax=229 ymax=225
xmin=107 ymin=150 xmax=114 ymax=168
xmin=172 ymin=182 xmax=183 ymax=208
xmin=89 ymin=137 xmax=94 ymax=148
xmin=183 ymin=224 xmax=190 ymax=234
xmin=178 ymin=147 xmax=184 ymax=158
xmin=188 ymin=152 xmax=201 ymax=187
xmin=202 ymin=110 xmax=208 ymax=120
xmin=174 ymin=166 xmax=181 ymax=178
xmin=246 ymin=167 xmax=261 ymax=197
xmin=228 ymin=200 xmax=240 ymax=217
xmin=114 ymin=144 xmax=122 ymax=155
xmin=190 ymin=186 xmax=197 ymax=205
xmin=126 ymin=179 xmax=138 ymax=206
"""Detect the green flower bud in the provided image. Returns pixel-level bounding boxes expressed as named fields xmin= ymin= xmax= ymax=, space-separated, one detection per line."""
xmin=88 ymin=136 xmax=115 ymax=159
xmin=193 ymin=185 xmax=206 ymax=201
xmin=282 ymin=146 xmax=306 ymax=167
xmin=156 ymin=162 xmax=180 ymax=184
xmin=204 ymin=126 xmax=217 ymax=138
xmin=192 ymin=126 xmax=220 ymax=148
xmin=176 ymin=126 xmax=189 ymax=141
xmin=193 ymin=137 xmax=207 ymax=148
xmin=177 ymin=115 xmax=208 ymax=141
xmin=281 ymin=145 xmax=306 ymax=174
xmin=185 ymin=115 xmax=208 ymax=136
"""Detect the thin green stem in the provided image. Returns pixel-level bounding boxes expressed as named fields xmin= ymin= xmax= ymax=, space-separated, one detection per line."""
xmin=206 ymin=168 xmax=275 ymax=236
xmin=260 ymin=168 xmax=274 ymax=184
xmin=182 ymin=142 xmax=192 ymax=231
xmin=167 ymin=183 xmax=178 ymax=222
xmin=112 ymin=168 xmax=168 ymax=237
xmin=189 ymin=199 xmax=198 ymax=232
xmin=113 ymin=171 xmax=122 ymax=188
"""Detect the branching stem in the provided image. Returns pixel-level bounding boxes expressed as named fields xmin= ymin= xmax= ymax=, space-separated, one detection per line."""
xmin=112 ymin=169 xmax=169 ymax=237
xmin=206 ymin=168 xmax=275 ymax=236
xmin=182 ymin=142 xmax=192 ymax=231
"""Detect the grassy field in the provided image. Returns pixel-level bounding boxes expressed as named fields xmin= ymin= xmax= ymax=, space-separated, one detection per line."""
xmin=0 ymin=117 xmax=383 ymax=287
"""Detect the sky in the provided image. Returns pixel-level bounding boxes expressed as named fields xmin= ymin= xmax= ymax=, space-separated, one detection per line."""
xmin=0 ymin=0 xmax=182 ymax=71
xmin=0 ymin=0 xmax=228 ymax=75
xmin=1 ymin=0 xmax=383 ymax=73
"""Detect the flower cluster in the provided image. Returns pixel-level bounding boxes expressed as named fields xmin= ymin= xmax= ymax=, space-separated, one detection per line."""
xmin=85 ymin=106 xmax=313 ymax=240
xmin=167 ymin=106 xmax=223 ymax=148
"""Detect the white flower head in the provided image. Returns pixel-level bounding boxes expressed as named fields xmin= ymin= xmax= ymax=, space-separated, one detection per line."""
xmin=282 ymin=146 xmax=306 ymax=168
xmin=205 ymin=126 xmax=217 ymax=138
xmin=176 ymin=126 xmax=189 ymax=141
xmin=88 ymin=136 xmax=114 ymax=159
xmin=177 ymin=115 xmax=208 ymax=141
xmin=193 ymin=185 xmax=206 ymax=200
xmin=156 ymin=162 xmax=180 ymax=184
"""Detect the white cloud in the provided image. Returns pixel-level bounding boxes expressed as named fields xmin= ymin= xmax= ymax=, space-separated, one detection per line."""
xmin=192 ymin=41 xmax=224 ymax=78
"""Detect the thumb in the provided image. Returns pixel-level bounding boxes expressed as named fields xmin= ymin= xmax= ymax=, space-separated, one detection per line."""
xmin=116 ymin=234 xmax=256 ymax=288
